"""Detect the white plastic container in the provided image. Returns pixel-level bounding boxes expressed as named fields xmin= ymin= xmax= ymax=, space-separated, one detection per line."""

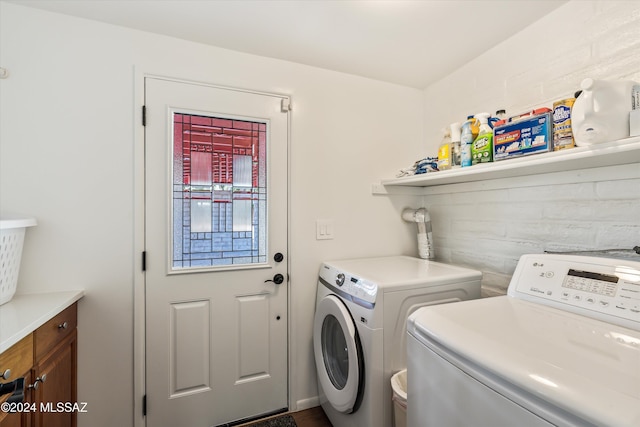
xmin=391 ymin=369 xmax=407 ymax=427
xmin=0 ymin=216 xmax=37 ymax=306
xmin=572 ymin=78 xmax=639 ymax=146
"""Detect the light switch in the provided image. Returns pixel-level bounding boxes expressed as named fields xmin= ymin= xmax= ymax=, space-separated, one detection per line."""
xmin=316 ymin=219 xmax=334 ymax=240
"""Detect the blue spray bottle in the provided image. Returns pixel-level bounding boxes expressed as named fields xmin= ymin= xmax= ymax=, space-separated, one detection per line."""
xmin=460 ymin=116 xmax=474 ymax=167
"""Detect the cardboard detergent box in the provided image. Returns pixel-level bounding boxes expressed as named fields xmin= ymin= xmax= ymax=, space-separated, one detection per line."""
xmin=493 ymin=111 xmax=553 ymax=161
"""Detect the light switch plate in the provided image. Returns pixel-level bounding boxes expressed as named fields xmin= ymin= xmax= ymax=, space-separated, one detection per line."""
xmin=316 ymin=219 xmax=334 ymax=240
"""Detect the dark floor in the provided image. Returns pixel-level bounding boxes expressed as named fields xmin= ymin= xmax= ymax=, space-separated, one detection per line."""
xmin=290 ymin=407 xmax=332 ymax=427
xmin=242 ymin=407 xmax=332 ymax=427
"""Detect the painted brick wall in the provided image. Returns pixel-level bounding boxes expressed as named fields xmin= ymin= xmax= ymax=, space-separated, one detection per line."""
xmin=422 ymin=1 xmax=640 ymax=294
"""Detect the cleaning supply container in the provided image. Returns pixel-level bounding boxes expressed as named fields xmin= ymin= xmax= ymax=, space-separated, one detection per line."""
xmin=437 ymin=128 xmax=452 ymax=170
xmin=0 ymin=216 xmax=37 ymax=305
xmin=460 ymin=116 xmax=477 ymax=167
xmin=391 ymin=369 xmax=407 ymax=427
xmin=572 ymin=78 xmax=639 ymax=146
xmin=471 ymin=112 xmax=493 ymax=164
xmin=449 ymin=122 xmax=462 ymax=168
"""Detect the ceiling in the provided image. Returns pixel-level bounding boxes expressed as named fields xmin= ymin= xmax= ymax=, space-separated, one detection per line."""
xmin=7 ymin=0 xmax=568 ymax=88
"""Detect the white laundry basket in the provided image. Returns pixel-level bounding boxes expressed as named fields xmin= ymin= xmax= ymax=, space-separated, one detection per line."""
xmin=0 ymin=216 xmax=37 ymax=306
xmin=391 ymin=369 xmax=407 ymax=427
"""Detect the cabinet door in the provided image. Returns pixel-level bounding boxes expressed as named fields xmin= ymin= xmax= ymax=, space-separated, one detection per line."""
xmin=32 ymin=331 xmax=77 ymax=427
xmin=0 ymin=408 xmax=21 ymax=427
xmin=0 ymin=371 xmax=32 ymax=427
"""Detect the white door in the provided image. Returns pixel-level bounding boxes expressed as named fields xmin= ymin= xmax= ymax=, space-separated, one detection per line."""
xmin=144 ymin=77 xmax=289 ymax=426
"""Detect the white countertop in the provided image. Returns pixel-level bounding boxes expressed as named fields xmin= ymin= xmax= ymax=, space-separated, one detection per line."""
xmin=0 ymin=290 xmax=84 ymax=354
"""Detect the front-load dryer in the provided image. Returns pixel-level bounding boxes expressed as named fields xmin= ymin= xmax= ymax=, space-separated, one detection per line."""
xmin=313 ymin=255 xmax=482 ymax=427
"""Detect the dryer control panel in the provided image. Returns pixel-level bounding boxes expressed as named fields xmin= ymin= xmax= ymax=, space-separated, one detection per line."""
xmin=319 ymin=263 xmax=378 ymax=307
xmin=508 ymin=254 xmax=640 ymax=329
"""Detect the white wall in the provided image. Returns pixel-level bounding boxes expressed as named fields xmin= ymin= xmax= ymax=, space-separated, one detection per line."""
xmin=0 ymin=3 xmax=424 ymax=426
xmin=422 ymin=0 xmax=640 ymax=293
xmin=3 ymin=1 xmax=639 ymax=426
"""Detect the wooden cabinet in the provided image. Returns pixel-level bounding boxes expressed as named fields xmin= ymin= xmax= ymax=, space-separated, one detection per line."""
xmin=0 ymin=303 xmax=78 ymax=427
xmin=32 ymin=331 xmax=76 ymax=427
xmin=0 ymin=372 xmax=32 ymax=427
xmin=0 ymin=335 xmax=33 ymax=427
xmin=0 ymin=400 xmax=21 ymax=427
xmin=0 ymin=406 xmax=20 ymax=427
xmin=32 ymin=303 xmax=77 ymax=427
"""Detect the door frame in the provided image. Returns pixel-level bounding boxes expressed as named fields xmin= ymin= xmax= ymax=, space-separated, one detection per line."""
xmin=132 ymin=70 xmax=292 ymax=427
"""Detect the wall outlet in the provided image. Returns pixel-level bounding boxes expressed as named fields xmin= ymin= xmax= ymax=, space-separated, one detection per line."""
xmin=316 ymin=220 xmax=334 ymax=240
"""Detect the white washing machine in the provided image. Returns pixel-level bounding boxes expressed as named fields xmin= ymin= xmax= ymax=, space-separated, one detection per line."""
xmin=407 ymin=254 xmax=640 ymax=427
xmin=313 ymin=255 xmax=482 ymax=427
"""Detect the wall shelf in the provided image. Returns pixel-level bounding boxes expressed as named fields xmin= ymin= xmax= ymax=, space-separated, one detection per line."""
xmin=373 ymin=136 xmax=640 ymax=194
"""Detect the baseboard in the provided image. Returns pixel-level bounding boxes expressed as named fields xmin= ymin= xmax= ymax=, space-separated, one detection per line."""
xmin=295 ymin=396 xmax=320 ymax=411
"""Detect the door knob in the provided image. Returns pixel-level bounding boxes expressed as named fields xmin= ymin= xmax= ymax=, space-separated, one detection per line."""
xmin=265 ymin=274 xmax=284 ymax=285
xmin=273 ymin=252 xmax=284 ymax=263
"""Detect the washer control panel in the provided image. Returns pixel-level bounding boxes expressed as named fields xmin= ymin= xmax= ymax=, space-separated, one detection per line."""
xmin=508 ymin=254 xmax=640 ymax=328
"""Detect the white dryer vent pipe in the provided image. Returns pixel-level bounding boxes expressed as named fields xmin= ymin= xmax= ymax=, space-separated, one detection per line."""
xmin=402 ymin=208 xmax=434 ymax=260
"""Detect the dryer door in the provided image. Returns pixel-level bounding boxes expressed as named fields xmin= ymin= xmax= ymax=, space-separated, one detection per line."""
xmin=313 ymin=295 xmax=364 ymax=414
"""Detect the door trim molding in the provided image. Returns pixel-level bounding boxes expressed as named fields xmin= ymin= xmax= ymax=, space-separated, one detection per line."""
xmin=133 ymin=66 xmax=146 ymax=427
xmin=133 ymin=69 xmax=292 ymax=427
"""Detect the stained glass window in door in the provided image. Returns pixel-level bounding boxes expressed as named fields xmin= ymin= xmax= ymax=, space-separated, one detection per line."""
xmin=172 ymin=113 xmax=267 ymax=270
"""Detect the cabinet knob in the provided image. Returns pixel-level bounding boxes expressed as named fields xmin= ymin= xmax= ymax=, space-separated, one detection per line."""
xmin=58 ymin=321 xmax=68 ymax=330
xmin=0 ymin=369 xmax=10 ymax=380
xmin=28 ymin=374 xmax=47 ymax=390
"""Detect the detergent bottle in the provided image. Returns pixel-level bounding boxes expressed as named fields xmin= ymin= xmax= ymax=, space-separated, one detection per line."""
xmin=471 ymin=112 xmax=493 ymax=164
xmin=449 ymin=122 xmax=462 ymax=168
xmin=460 ymin=116 xmax=478 ymax=167
xmin=437 ymin=128 xmax=452 ymax=170
xmin=571 ymin=78 xmax=639 ymax=145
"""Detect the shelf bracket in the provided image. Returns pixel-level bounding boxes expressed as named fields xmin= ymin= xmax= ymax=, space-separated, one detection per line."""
xmin=371 ymin=183 xmax=427 ymax=196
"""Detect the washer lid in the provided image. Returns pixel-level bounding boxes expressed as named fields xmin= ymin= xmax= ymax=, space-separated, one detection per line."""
xmin=323 ymin=256 xmax=481 ymax=291
xmin=408 ymin=296 xmax=640 ymax=427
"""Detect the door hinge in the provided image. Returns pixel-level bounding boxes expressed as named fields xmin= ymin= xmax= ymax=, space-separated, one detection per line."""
xmin=142 ymin=394 xmax=146 ymax=416
xmin=142 ymin=105 xmax=146 ymax=126
xmin=280 ymin=98 xmax=291 ymax=113
xmin=142 ymin=251 xmax=146 ymax=271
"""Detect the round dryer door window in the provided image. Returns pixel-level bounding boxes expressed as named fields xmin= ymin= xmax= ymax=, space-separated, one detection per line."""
xmin=313 ymin=295 xmax=364 ymax=414
xmin=322 ymin=314 xmax=349 ymax=389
